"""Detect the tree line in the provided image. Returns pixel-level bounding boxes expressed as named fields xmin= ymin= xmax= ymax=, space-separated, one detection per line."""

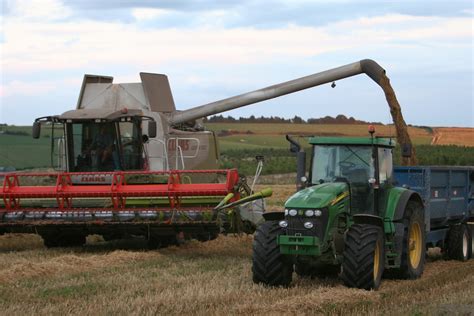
xmin=204 ymin=114 xmax=382 ymax=125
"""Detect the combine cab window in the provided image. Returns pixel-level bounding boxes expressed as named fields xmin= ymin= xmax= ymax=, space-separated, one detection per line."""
xmin=69 ymin=121 xmax=143 ymax=172
xmin=119 ymin=122 xmax=143 ymax=170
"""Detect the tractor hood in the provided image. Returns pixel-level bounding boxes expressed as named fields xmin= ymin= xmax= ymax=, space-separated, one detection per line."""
xmin=284 ymin=182 xmax=348 ymax=209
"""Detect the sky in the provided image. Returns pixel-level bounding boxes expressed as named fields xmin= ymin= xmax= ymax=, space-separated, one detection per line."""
xmin=0 ymin=0 xmax=473 ymax=127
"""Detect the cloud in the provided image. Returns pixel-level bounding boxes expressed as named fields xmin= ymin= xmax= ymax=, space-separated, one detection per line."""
xmin=0 ymin=0 xmax=472 ymax=126
xmin=131 ymin=8 xmax=170 ymax=21
xmin=1 ymin=1 xmax=471 ymax=78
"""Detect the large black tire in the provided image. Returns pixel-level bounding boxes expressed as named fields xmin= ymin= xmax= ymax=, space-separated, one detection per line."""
xmin=252 ymin=221 xmax=293 ymax=286
xmin=147 ymin=235 xmax=178 ymax=249
xmin=294 ymin=258 xmax=312 ymax=278
xmin=394 ymin=201 xmax=425 ymax=279
xmin=340 ymin=224 xmax=385 ymax=290
xmin=445 ymin=224 xmax=471 ymax=261
xmin=41 ymin=233 xmax=86 ymax=248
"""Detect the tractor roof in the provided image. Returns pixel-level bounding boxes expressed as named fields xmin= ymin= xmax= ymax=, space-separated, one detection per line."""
xmin=309 ymin=136 xmax=395 ymax=147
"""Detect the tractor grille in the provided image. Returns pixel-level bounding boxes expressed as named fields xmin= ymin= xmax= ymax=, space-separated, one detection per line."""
xmin=285 ymin=208 xmax=328 ymax=240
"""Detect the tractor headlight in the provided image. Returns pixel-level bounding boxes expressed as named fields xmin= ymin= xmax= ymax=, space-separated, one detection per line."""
xmin=304 ymin=210 xmax=314 ymax=217
xmin=284 ymin=209 xmax=289 ymax=216
xmin=304 ymin=222 xmax=314 ymax=229
xmin=288 ymin=209 xmax=298 ymax=217
xmin=279 ymin=220 xmax=288 ymax=228
xmin=314 ymin=209 xmax=322 ymax=217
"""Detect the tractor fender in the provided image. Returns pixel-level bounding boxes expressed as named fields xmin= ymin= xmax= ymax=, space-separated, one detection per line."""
xmin=262 ymin=212 xmax=285 ymax=221
xmin=352 ymin=214 xmax=384 ymax=229
xmin=392 ymin=190 xmax=423 ymax=222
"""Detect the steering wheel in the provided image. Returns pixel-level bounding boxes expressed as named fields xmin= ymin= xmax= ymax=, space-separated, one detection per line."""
xmin=339 ymin=161 xmax=356 ymax=169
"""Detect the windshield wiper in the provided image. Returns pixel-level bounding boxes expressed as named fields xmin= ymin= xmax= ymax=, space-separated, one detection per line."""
xmin=342 ymin=146 xmax=370 ymax=167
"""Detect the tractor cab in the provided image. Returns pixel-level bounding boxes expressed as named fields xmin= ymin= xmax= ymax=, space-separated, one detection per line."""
xmin=307 ymin=135 xmax=395 ymax=215
xmin=33 ymin=108 xmax=157 ymax=172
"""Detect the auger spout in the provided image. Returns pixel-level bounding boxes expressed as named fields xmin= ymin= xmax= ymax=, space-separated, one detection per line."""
xmin=169 ymin=59 xmax=416 ymax=165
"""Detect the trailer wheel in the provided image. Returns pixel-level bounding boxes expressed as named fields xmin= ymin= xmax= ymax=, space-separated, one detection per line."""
xmin=252 ymin=221 xmax=293 ymax=286
xmin=446 ymin=224 xmax=471 ymax=261
xmin=340 ymin=224 xmax=385 ymax=290
xmin=394 ymin=201 xmax=425 ymax=279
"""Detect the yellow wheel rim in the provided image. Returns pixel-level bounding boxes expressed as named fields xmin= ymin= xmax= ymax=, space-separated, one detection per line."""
xmin=374 ymin=241 xmax=380 ymax=281
xmin=409 ymin=222 xmax=422 ymax=269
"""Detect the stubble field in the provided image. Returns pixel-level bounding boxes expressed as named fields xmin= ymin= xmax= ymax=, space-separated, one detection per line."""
xmin=1 ymin=185 xmax=473 ymax=315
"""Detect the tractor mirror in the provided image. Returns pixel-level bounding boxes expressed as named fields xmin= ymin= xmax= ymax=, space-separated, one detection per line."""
xmin=148 ymin=120 xmax=157 ymax=138
xmin=289 ymin=143 xmax=299 ymax=153
xmin=32 ymin=122 xmax=41 ymax=139
xmin=401 ymin=143 xmax=412 ymax=158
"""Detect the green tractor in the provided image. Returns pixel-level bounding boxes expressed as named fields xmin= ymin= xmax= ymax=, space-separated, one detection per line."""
xmin=252 ymin=132 xmax=425 ymax=290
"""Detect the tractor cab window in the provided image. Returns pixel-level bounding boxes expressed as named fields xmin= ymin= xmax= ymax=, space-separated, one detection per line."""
xmin=378 ymin=147 xmax=393 ymax=184
xmin=312 ymin=145 xmax=375 ymax=214
xmin=311 ymin=145 xmax=374 ymax=184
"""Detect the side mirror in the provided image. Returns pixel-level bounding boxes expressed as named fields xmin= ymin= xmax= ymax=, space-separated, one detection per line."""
xmin=289 ymin=143 xmax=299 ymax=153
xmin=401 ymin=143 xmax=412 ymax=158
xmin=32 ymin=122 xmax=41 ymax=139
xmin=148 ymin=120 xmax=157 ymax=138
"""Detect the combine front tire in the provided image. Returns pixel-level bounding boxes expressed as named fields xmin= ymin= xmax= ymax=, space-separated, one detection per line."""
xmin=341 ymin=224 xmax=385 ymax=290
xmin=445 ymin=224 xmax=471 ymax=261
xmin=252 ymin=221 xmax=293 ymax=286
xmin=41 ymin=233 xmax=86 ymax=248
xmin=394 ymin=201 xmax=425 ymax=279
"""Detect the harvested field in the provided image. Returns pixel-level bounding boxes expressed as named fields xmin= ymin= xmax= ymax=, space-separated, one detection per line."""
xmin=1 ymin=186 xmax=473 ymax=315
xmin=0 ymin=233 xmax=473 ymax=315
xmin=432 ymin=127 xmax=474 ymax=147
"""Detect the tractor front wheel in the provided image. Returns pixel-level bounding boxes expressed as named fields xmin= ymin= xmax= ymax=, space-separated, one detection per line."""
xmin=341 ymin=224 xmax=385 ymax=290
xmin=252 ymin=221 xmax=293 ymax=286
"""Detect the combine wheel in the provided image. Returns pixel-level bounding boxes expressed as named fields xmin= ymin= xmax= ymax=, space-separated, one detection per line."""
xmin=393 ymin=201 xmax=425 ymax=279
xmin=445 ymin=224 xmax=471 ymax=261
xmin=341 ymin=224 xmax=385 ymax=290
xmin=147 ymin=235 xmax=178 ymax=249
xmin=252 ymin=221 xmax=293 ymax=286
xmin=42 ymin=233 xmax=86 ymax=248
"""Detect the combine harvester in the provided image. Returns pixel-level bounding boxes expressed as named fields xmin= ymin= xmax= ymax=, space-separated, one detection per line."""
xmin=1 ymin=59 xmax=430 ymax=250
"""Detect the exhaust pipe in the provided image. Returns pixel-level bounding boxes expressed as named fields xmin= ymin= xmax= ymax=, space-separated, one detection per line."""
xmin=286 ymin=135 xmax=306 ymax=191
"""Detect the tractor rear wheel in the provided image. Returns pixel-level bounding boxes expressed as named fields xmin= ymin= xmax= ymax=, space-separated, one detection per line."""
xmin=445 ymin=224 xmax=471 ymax=261
xmin=394 ymin=201 xmax=425 ymax=279
xmin=340 ymin=224 xmax=385 ymax=290
xmin=252 ymin=221 xmax=293 ymax=286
